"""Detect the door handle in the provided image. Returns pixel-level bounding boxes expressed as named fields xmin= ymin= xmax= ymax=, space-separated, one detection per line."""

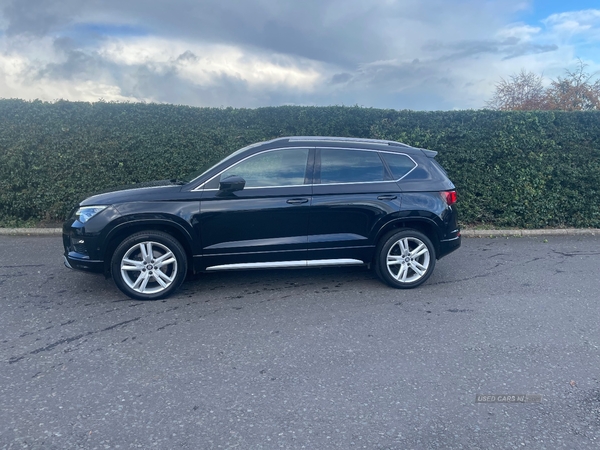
xmin=286 ymin=198 xmax=309 ymax=204
xmin=377 ymin=195 xmax=397 ymax=200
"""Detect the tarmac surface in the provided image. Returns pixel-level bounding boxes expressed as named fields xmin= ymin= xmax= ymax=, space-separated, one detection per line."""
xmin=1 ymin=234 xmax=599 ymax=449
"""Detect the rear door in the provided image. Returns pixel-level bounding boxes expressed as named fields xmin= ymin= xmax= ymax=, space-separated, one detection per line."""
xmin=307 ymin=148 xmax=413 ymax=262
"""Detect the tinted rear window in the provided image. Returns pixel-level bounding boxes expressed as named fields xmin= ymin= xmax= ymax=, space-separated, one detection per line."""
xmin=319 ymin=149 xmax=385 ymax=184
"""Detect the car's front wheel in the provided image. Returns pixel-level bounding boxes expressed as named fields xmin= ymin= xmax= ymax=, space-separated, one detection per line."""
xmin=375 ymin=229 xmax=436 ymax=289
xmin=111 ymin=231 xmax=187 ymax=300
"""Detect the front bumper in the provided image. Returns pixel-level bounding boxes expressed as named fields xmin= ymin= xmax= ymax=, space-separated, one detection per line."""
xmin=63 ymin=219 xmax=105 ymax=273
xmin=63 ymin=253 xmax=104 ymax=273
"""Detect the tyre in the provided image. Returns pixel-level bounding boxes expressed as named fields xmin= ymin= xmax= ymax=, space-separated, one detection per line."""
xmin=111 ymin=231 xmax=187 ymax=300
xmin=375 ymin=229 xmax=436 ymax=289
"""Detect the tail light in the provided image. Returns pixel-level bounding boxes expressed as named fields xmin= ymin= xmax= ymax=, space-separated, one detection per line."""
xmin=441 ymin=190 xmax=457 ymax=206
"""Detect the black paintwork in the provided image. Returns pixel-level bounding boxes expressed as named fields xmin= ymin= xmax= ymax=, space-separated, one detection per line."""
xmin=63 ymin=136 xmax=461 ymax=276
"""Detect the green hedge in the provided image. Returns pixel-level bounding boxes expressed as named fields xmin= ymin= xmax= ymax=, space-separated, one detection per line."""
xmin=1 ymin=99 xmax=599 ymax=228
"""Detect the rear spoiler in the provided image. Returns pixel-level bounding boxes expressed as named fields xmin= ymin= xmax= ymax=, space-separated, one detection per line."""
xmin=420 ymin=148 xmax=438 ymax=158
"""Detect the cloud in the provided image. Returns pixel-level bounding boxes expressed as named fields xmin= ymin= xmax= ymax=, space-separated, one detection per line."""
xmin=497 ymin=24 xmax=541 ymax=41
xmin=0 ymin=31 xmax=329 ymax=106
xmin=2 ymin=0 xmax=83 ymax=36
xmin=421 ymin=36 xmax=557 ymax=61
xmin=99 ymin=37 xmax=323 ymax=90
xmin=0 ymin=1 xmax=598 ymax=109
xmin=543 ymin=9 xmax=600 ymax=35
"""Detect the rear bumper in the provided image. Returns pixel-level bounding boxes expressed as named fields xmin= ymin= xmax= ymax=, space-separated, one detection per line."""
xmin=438 ymin=233 xmax=461 ymax=259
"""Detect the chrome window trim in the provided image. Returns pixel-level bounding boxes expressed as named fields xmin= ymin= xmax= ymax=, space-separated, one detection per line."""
xmin=192 ymin=146 xmax=311 ymax=192
xmin=316 ymin=147 xmax=418 ymax=185
xmin=311 ymin=180 xmax=402 ymax=187
xmin=203 ymin=184 xmax=310 ymax=192
xmin=202 ymin=180 xmax=400 ymax=191
xmin=378 ymin=149 xmax=418 ymax=182
xmin=186 ymin=141 xmax=267 ymax=185
xmin=193 ymin=146 xmax=418 ymax=191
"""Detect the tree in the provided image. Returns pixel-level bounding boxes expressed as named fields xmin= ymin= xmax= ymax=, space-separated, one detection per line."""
xmin=485 ymin=69 xmax=548 ymax=111
xmin=486 ymin=60 xmax=600 ymax=111
xmin=545 ymin=60 xmax=600 ymax=111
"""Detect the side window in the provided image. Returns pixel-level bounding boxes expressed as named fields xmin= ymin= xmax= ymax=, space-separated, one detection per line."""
xmin=319 ymin=149 xmax=385 ymax=184
xmin=380 ymin=153 xmax=416 ymax=180
xmin=217 ymin=148 xmax=309 ymax=188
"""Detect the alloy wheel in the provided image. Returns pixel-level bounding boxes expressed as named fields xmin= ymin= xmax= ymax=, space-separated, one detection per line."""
xmin=385 ymin=236 xmax=431 ymax=283
xmin=120 ymin=241 xmax=178 ymax=295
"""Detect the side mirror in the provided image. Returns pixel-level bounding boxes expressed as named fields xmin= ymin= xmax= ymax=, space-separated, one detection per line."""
xmin=219 ymin=175 xmax=246 ymax=192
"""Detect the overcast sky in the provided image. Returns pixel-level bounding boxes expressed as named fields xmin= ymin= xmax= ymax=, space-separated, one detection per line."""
xmin=0 ymin=0 xmax=599 ymax=110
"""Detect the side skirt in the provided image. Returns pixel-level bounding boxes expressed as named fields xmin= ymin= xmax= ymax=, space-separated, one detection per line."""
xmin=205 ymin=259 xmax=365 ymax=271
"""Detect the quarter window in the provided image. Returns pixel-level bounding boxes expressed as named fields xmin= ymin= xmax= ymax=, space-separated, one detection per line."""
xmin=217 ymin=148 xmax=309 ymax=188
xmin=319 ymin=149 xmax=386 ymax=184
xmin=380 ymin=153 xmax=416 ymax=179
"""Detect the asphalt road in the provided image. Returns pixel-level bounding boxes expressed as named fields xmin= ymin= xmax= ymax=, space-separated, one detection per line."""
xmin=1 ymin=235 xmax=599 ymax=449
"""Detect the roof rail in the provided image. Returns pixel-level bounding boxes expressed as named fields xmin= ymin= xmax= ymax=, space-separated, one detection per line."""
xmin=285 ymin=136 xmax=411 ymax=148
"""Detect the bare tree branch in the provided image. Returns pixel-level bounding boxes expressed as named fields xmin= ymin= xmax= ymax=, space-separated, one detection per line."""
xmin=545 ymin=59 xmax=600 ymax=111
xmin=486 ymin=60 xmax=600 ymax=111
xmin=486 ymin=69 xmax=548 ymax=111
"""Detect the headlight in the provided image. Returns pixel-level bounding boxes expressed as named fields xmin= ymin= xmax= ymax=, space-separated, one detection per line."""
xmin=74 ymin=206 xmax=107 ymax=224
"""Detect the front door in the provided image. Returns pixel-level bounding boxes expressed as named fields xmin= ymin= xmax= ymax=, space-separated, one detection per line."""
xmin=199 ymin=147 xmax=314 ymax=269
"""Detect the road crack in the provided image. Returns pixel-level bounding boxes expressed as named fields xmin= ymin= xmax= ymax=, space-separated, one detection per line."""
xmin=7 ymin=317 xmax=141 ymax=364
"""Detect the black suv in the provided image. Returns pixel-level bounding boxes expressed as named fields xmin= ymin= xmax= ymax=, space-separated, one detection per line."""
xmin=63 ymin=136 xmax=461 ymax=300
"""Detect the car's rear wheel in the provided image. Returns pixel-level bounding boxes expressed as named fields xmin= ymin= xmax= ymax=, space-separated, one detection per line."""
xmin=111 ymin=231 xmax=187 ymax=300
xmin=375 ymin=229 xmax=436 ymax=289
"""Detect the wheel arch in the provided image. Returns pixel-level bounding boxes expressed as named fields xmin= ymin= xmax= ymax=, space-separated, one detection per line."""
xmin=374 ymin=217 xmax=441 ymax=261
xmin=103 ymin=220 xmax=195 ymax=276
